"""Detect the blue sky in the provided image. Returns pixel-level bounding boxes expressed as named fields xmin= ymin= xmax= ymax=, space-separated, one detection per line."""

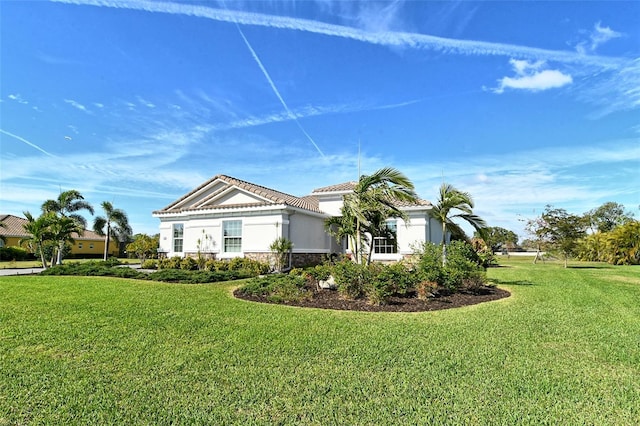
xmin=1 ymin=0 xmax=639 ymax=240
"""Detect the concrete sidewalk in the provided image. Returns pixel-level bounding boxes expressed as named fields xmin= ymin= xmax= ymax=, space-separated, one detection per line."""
xmin=0 ymin=268 xmax=45 ymax=276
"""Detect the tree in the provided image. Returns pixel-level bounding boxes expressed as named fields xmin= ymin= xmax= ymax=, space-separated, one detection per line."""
xmin=326 ymin=167 xmax=419 ymax=265
xmin=585 ymin=202 xmax=634 ymax=233
xmin=19 ymin=211 xmax=56 ymax=268
xmin=602 ymin=221 xmax=640 ymax=265
xmin=476 ymin=226 xmax=518 ymax=253
xmin=47 ymin=216 xmax=84 ymax=266
xmin=42 ymin=189 xmax=94 ymax=265
xmin=430 ymin=183 xmax=487 ymax=265
xmin=539 ymin=206 xmax=587 ymax=268
xmin=270 ymin=237 xmax=293 ymax=272
xmin=126 ymin=234 xmax=159 ymax=264
xmin=93 ymin=201 xmax=132 ymax=261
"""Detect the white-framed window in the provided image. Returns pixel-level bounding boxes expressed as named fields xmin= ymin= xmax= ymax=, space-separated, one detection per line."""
xmin=373 ymin=220 xmax=397 ymax=254
xmin=223 ymin=220 xmax=242 ymax=253
xmin=173 ymin=223 xmax=184 ymax=252
xmin=78 ymin=243 xmax=83 ymax=249
xmin=89 ymin=244 xmax=94 ymax=249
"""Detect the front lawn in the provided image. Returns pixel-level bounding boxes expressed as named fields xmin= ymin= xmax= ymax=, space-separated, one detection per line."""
xmin=1 ymin=259 xmax=638 ymax=424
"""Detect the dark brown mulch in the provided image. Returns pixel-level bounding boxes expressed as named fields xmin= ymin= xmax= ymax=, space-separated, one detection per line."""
xmin=233 ymin=285 xmax=510 ymax=313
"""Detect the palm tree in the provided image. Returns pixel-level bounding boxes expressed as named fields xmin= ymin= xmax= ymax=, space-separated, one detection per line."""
xmin=47 ymin=216 xmax=84 ymax=266
xmin=93 ymin=201 xmax=132 ymax=261
xmin=19 ymin=211 xmax=55 ymax=268
xmin=42 ymin=190 xmax=94 ymax=264
xmin=431 ymin=183 xmax=487 ymax=265
xmin=327 ymin=167 xmax=419 ymax=264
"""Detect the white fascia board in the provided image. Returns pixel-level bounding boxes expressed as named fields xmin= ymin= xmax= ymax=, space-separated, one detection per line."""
xmin=154 ymin=204 xmax=329 ymax=220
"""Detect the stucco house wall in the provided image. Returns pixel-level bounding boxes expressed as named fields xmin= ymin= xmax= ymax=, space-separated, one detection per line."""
xmin=153 ymin=175 xmax=442 ymax=267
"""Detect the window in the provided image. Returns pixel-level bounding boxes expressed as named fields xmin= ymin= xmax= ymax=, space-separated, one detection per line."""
xmin=78 ymin=243 xmax=83 ymax=249
xmin=373 ymin=220 xmax=397 ymax=254
xmin=223 ymin=220 xmax=242 ymax=253
xmin=89 ymin=244 xmax=94 ymax=249
xmin=173 ymin=223 xmax=184 ymax=252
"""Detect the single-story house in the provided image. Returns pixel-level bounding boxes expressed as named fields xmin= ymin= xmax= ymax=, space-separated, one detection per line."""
xmin=0 ymin=214 xmax=119 ymax=258
xmin=152 ymin=175 xmax=445 ymax=267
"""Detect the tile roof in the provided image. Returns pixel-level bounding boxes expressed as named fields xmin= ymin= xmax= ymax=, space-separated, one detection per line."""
xmin=156 ymin=175 xmax=322 ymax=214
xmin=0 ymin=214 xmax=105 ymax=240
xmin=311 ymin=181 xmax=357 ymax=193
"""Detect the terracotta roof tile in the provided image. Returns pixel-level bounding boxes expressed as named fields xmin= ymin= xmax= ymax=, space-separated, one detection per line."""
xmin=311 ymin=181 xmax=357 ymax=193
xmin=0 ymin=214 xmax=106 ymax=240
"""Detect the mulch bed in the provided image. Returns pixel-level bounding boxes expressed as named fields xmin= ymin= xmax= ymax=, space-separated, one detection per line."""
xmin=234 ymin=285 xmax=510 ymax=312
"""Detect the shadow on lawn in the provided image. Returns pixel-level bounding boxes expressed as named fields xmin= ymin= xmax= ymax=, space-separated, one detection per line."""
xmin=490 ymin=278 xmax=535 ymax=286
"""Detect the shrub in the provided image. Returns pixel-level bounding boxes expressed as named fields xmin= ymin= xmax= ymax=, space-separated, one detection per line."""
xmin=0 ymin=246 xmax=33 ymax=261
xmin=238 ymin=274 xmax=310 ymax=303
xmin=228 ymin=257 xmax=269 ymax=275
xmin=158 ymin=256 xmax=182 ymax=270
xmin=40 ymin=261 xmax=146 ymax=280
xmin=332 ymin=260 xmax=371 ymax=300
xmin=205 ymin=259 xmax=229 ymax=271
xmin=416 ymin=281 xmax=438 ymax=300
xmin=307 ymin=264 xmax=331 ymax=281
xmin=141 ymin=259 xmax=157 ymax=269
xmin=180 ymin=257 xmax=198 ymax=271
xmin=148 ymin=269 xmax=250 ymax=284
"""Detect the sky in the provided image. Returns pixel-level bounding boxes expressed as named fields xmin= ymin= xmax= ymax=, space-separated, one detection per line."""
xmin=1 ymin=0 xmax=639 ymax=240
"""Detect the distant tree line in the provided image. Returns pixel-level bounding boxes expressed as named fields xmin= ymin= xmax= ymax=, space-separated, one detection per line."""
xmin=523 ymin=202 xmax=638 ymax=266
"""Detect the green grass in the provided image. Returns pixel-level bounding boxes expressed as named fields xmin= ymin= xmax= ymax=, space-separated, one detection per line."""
xmin=0 ymin=258 xmax=140 ymax=269
xmin=1 ymin=259 xmax=639 ymax=424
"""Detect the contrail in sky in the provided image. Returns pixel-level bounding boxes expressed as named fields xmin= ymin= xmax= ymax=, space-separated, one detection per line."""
xmin=0 ymin=129 xmax=57 ymax=157
xmin=234 ymin=24 xmax=325 ymax=157
xmin=53 ymin=0 xmax=625 ymax=69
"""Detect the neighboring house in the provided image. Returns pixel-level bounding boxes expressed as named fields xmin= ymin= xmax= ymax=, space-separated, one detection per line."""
xmin=0 ymin=214 xmax=118 ymax=258
xmin=153 ymin=175 xmax=445 ymax=267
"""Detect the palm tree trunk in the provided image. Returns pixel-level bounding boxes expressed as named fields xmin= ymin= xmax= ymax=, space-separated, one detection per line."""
xmin=103 ymin=223 xmax=111 ymax=261
xmin=441 ymin=222 xmax=447 ymax=266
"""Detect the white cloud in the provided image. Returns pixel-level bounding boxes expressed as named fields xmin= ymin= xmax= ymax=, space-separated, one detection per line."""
xmin=492 ymin=59 xmax=572 ymax=93
xmin=64 ymin=98 xmax=88 ymax=112
xmin=8 ymin=94 xmax=28 ymax=104
xmin=53 ymin=0 xmax=624 ymax=69
xmin=576 ymin=21 xmax=622 ymax=54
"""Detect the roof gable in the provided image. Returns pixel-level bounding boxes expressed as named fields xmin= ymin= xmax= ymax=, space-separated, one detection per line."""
xmin=155 ymin=175 xmax=322 ymax=214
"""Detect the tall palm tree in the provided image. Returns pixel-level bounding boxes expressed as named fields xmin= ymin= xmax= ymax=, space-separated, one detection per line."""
xmin=327 ymin=167 xmax=419 ymax=264
xmin=431 ymin=183 xmax=487 ymax=265
xmin=20 ymin=211 xmax=55 ymax=268
xmin=42 ymin=190 xmax=94 ymax=264
xmin=93 ymin=201 xmax=132 ymax=261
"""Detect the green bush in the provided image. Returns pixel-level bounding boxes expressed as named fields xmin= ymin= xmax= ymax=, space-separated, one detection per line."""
xmin=148 ymin=269 xmax=250 ymax=284
xmin=40 ymin=261 xmax=146 ymax=280
xmin=332 ymin=260 xmax=371 ymax=300
xmin=227 ymin=257 xmax=269 ymax=275
xmin=205 ymin=259 xmax=229 ymax=271
xmin=413 ymin=241 xmax=487 ymax=292
xmin=238 ymin=274 xmax=309 ymax=303
xmin=307 ymin=264 xmax=331 ymax=281
xmin=180 ymin=257 xmax=198 ymax=271
xmin=0 ymin=246 xmax=33 ymax=261
xmin=141 ymin=259 xmax=157 ymax=269
xmin=158 ymin=256 xmax=182 ymax=270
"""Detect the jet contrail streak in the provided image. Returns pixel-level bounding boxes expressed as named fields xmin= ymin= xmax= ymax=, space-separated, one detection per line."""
xmin=0 ymin=129 xmax=57 ymax=157
xmin=234 ymin=23 xmax=325 ymax=157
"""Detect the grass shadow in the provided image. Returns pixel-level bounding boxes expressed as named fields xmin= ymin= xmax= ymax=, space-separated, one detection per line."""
xmin=490 ymin=278 xmax=535 ymax=286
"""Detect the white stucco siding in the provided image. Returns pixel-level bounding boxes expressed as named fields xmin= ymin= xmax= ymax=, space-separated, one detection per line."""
xmin=316 ymin=194 xmax=345 ymax=216
xmin=215 ymin=190 xmax=265 ymax=206
xmin=240 ymin=214 xmax=287 ymax=255
xmin=288 ymin=213 xmax=331 ymax=253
